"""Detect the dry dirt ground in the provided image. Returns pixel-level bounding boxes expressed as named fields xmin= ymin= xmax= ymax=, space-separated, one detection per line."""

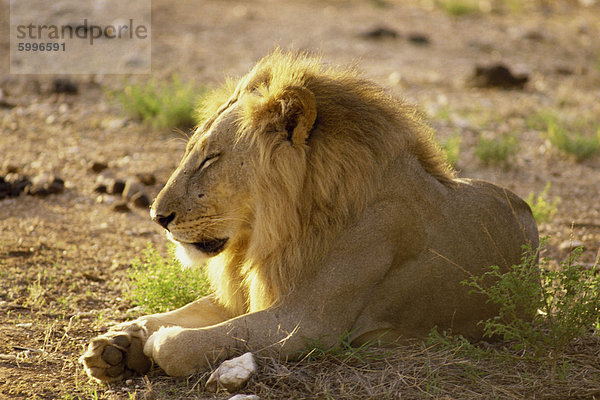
xmin=1 ymin=0 xmax=600 ymax=399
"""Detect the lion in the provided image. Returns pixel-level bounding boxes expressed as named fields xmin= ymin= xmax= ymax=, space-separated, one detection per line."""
xmin=81 ymin=51 xmax=538 ymax=382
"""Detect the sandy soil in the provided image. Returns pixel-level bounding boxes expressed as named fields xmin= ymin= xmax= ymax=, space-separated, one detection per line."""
xmin=0 ymin=0 xmax=599 ymax=399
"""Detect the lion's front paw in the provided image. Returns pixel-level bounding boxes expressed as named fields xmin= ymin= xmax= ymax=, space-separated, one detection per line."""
xmin=143 ymin=326 xmax=195 ymax=377
xmin=80 ymin=322 xmax=152 ymax=382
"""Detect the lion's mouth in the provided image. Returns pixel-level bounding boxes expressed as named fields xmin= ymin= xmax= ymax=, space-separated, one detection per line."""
xmin=191 ymin=238 xmax=229 ymax=255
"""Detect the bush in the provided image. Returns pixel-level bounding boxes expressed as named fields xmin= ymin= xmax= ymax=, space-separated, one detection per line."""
xmin=437 ymin=0 xmax=480 ymax=16
xmin=127 ymin=244 xmax=211 ymax=313
xmin=475 ymin=134 xmax=518 ymax=167
xmin=114 ymin=77 xmax=207 ymax=130
xmin=525 ymin=183 xmax=560 ymax=224
xmin=441 ymin=132 xmax=461 ymax=168
xmin=462 ymin=240 xmax=600 ymax=372
xmin=544 ymin=121 xmax=600 ymax=161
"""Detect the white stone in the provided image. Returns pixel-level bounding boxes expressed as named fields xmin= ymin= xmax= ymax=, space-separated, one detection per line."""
xmin=228 ymin=395 xmax=259 ymax=400
xmin=58 ymin=103 xmax=69 ymax=114
xmin=206 ymin=352 xmax=257 ymax=392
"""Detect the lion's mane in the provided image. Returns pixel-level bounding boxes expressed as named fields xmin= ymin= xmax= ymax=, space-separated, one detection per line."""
xmin=199 ymin=51 xmax=455 ymax=315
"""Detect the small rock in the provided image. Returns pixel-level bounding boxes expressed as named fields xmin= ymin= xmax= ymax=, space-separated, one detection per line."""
xmin=122 ymin=180 xmax=144 ymax=200
xmin=136 ymin=173 xmax=156 ymax=186
xmin=101 ymin=118 xmax=128 ymax=130
xmin=407 ymin=33 xmax=430 ymax=46
xmin=52 ymin=77 xmax=78 ymax=94
xmin=0 ymin=99 xmax=15 ymax=109
xmin=26 ymin=186 xmax=49 ymax=197
xmin=90 ymin=161 xmax=108 ymax=173
xmin=96 ymin=194 xmax=117 ymax=204
xmin=470 ymin=64 xmax=529 ymax=89
xmin=555 ymin=65 xmax=574 ymax=76
xmin=359 ymin=27 xmax=399 ymax=40
xmin=131 ymin=192 xmax=151 ymax=208
xmin=58 ymin=103 xmax=69 ymax=114
xmin=0 ymin=89 xmax=15 ymax=109
xmin=523 ymin=30 xmax=545 ymax=42
xmin=95 ymin=175 xmax=126 ymax=195
xmin=27 ymin=174 xmax=64 ymax=197
xmin=94 ymin=183 xmax=108 ymax=193
xmin=206 ymin=352 xmax=257 ymax=392
xmin=5 ymin=173 xmax=31 ymax=197
xmin=112 ymin=202 xmax=130 ymax=213
xmin=559 ymin=240 xmax=585 ymax=252
xmin=3 ymin=162 xmax=19 ymax=174
xmin=229 ymin=395 xmax=260 ymax=400
xmin=0 ymin=177 xmax=10 ymax=200
xmin=109 ymin=179 xmax=126 ymax=195
xmin=47 ymin=177 xmax=65 ymax=194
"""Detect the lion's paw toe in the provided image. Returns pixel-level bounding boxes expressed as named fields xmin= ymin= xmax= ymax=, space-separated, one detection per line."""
xmin=80 ymin=325 xmax=152 ymax=382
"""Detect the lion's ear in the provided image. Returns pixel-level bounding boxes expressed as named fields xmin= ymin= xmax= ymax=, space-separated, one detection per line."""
xmin=272 ymin=86 xmax=317 ymax=146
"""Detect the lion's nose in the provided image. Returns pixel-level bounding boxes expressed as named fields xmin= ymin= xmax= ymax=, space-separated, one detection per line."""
xmin=153 ymin=212 xmax=176 ymax=230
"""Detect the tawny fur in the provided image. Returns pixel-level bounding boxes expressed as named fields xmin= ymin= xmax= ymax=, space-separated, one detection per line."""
xmin=201 ymin=51 xmax=455 ymax=314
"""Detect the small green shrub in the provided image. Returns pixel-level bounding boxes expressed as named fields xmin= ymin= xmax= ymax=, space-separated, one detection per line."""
xmin=526 ymin=110 xmax=558 ymax=131
xmin=475 ymin=134 xmax=518 ymax=167
xmin=438 ymin=0 xmax=480 ymax=16
xmin=127 ymin=244 xmax=211 ymax=313
xmin=525 ymin=183 xmax=560 ymax=224
xmin=441 ymin=132 xmax=461 ymax=167
xmin=462 ymin=240 xmax=600 ymax=371
xmin=300 ymin=331 xmax=386 ymax=364
xmin=367 ymin=0 xmax=388 ymax=8
xmin=115 ymin=77 xmax=207 ymax=130
xmin=544 ymin=121 xmax=600 ymax=161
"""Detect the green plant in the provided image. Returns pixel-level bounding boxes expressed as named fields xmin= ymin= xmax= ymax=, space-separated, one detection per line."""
xmin=127 ymin=244 xmax=211 ymax=313
xmin=300 ymin=331 xmax=386 ymax=364
xmin=367 ymin=0 xmax=388 ymax=8
xmin=544 ymin=121 xmax=600 ymax=161
xmin=525 ymin=183 xmax=560 ymax=224
xmin=474 ymin=134 xmax=518 ymax=167
xmin=25 ymin=271 xmax=47 ymax=309
xmin=462 ymin=240 xmax=600 ymax=374
xmin=427 ymin=327 xmax=480 ymax=355
xmin=526 ymin=110 xmax=558 ymax=131
xmin=441 ymin=132 xmax=461 ymax=167
xmin=114 ymin=76 xmax=207 ymax=130
xmin=437 ymin=0 xmax=480 ymax=16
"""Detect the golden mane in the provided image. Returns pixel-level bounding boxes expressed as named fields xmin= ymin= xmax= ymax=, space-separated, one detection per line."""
xmin=199 ymin=51 xmax=456 ymax=314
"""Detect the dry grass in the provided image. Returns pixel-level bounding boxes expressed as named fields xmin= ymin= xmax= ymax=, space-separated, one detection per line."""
xmin=121 ymin=336 xmax=600 ymax=400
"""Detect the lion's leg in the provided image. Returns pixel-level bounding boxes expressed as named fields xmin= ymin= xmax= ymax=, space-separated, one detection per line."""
xmin=142 ymin=294 xmax=232 ymax=332
xmin=81 ymin=295 xmax=231 ymax=382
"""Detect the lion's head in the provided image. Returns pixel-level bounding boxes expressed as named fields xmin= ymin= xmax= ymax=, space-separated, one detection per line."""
xmin=151 ymin=51 xmax=454 ymax=314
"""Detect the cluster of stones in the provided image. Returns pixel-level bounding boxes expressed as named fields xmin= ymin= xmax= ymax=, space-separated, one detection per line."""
xmin=0 ymin=171 xmax=64 ymax=200
xmin=91 ymin=161 xmax=156 ymax=213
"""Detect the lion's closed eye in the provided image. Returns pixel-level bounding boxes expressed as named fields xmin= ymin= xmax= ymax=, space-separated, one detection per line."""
xmin=198 ymin=153 xmax=220 ymax=172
